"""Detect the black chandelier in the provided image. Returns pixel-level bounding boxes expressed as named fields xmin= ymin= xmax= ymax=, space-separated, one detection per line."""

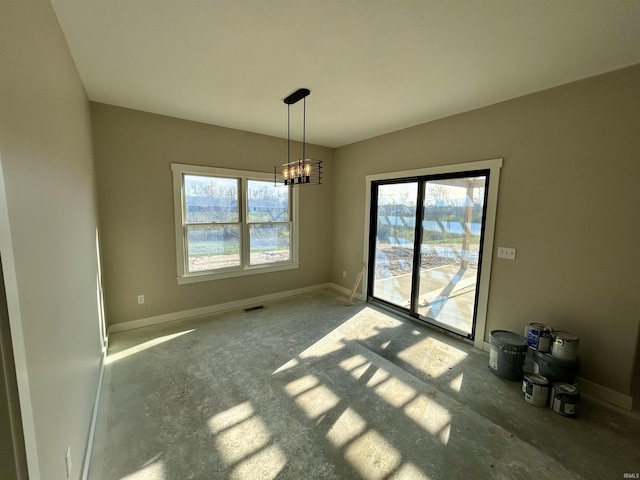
xmin=274 ymin=88 xmax=322 ymax=186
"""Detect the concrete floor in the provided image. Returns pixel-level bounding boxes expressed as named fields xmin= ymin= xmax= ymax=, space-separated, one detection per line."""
xmin=89 ymin=289 xmax=640 ymax=479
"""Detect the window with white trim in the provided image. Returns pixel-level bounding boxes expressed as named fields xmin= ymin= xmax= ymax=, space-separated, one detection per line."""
xmin=172 ymin=164 xmax=299 ymax=284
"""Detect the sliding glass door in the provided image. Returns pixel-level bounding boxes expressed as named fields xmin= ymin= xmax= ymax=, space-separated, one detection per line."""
xmin=368 ymin=171 xmax=489 ymax=340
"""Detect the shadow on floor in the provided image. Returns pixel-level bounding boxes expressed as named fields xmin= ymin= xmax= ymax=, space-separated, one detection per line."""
xmin=89 ymin=289 xmax=640 ymax=480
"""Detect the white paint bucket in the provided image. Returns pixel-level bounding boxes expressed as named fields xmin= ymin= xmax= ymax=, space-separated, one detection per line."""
xmin=551 ymin=331 xmax=579 ymax=361
xmin=526 ymin=323 xmax=552 ymax=352
xmin=489 ymin=330 xmax=528 ymax=381
xmin=522 ymin=373 xmax=550 ymax=407
xmin=550 ymin=383 xmax=580 ymax=417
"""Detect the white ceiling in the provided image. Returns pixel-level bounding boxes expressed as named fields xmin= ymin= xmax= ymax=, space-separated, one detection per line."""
xmin=51 ymin=0 xmax=640 ymax=148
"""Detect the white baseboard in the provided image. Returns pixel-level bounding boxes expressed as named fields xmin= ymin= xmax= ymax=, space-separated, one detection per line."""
xmin=482 ymin=340 xmax=633 ymax=410
xmin=576 ymin=377 xmax=634 ymax=411
xmin=81 ymin=351 xmax=105 ymax=480
xmin=107 ymin=283 xmax=334 ymax=335
xmin=328 ymin=282 xmax=365 ymax=301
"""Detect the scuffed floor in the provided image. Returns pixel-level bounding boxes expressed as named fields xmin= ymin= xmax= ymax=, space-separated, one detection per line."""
xmin=89 ymin=289 xmax=640 ymax=479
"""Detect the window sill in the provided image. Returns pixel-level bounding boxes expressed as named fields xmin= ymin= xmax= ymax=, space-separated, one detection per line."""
xmin=177 ymin=261 xmax=299 ymax=285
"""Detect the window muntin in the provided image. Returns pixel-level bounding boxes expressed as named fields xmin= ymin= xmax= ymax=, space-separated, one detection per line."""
xmin=172 ymin=164 xmax=299 ymax=283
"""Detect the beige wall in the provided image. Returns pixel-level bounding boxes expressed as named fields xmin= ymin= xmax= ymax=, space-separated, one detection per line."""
xmin=91 ymin=103 xmax=334 ymax=325
xmin=331 ymin=65 xmax=640 ymax=397
xmin=92 ymin=67 xmax=639 ymax=400
xmin=0 ymin=0 xmax=103 ymax=478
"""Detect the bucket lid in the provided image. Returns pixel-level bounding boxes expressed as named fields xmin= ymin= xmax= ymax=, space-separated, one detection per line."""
xmin=552 ymin=331 xmax=579 ymax=342
xmin=524 ymin=373 xmax=549 ymax=385
xmin=552 ymin=383 xmax=579 ymax=394
xmin=491 ymin=330 xmax=527 ymax=347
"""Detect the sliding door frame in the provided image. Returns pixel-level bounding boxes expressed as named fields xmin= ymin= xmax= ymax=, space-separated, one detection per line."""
xmin=363 ymin=158 xmax=503 ymax=350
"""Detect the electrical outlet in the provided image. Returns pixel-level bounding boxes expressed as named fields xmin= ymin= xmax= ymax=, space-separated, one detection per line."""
xmin=65 ymin=446 xmax=72 ymax=479
xmin=497 ymin=246 xmax=517 ymax=260
xmin=342 ymin=270 xmax=347 ymax=278
xmin=137 ymin=295 xmax=145 ymax=304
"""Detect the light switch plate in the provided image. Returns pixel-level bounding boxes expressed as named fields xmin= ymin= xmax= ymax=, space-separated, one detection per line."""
xmin=497 ymin=247 xmax=516 ymax=260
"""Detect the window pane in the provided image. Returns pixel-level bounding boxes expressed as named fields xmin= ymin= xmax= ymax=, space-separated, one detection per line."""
xmin=184 ymin=175 xmax=239 ymax=223
xmin=417 ymin=175 xmax=487 ymax=336
xmin=186 ymin=224 xmax=240 ymax=272
xmin=372 ymin=182 xmax=418 ymax=308
xmin=247 ymin=180 xmax=289 ymax=222
xmin=249 ymin=223 xmax=291 ymax=265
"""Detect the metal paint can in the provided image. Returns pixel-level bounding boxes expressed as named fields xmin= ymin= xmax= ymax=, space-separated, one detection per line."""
xmin=533 ymin=350 xmax=580 ymax=384
xmin=550 ymin=383 xmax=580 ymax=417
xmin=522 ymin=373 xmax=550 ymax=407
xmin=551 ymin=331 xmax=579 ymax=361
xmin=526 ymin=323 xmax=552 ymax=352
